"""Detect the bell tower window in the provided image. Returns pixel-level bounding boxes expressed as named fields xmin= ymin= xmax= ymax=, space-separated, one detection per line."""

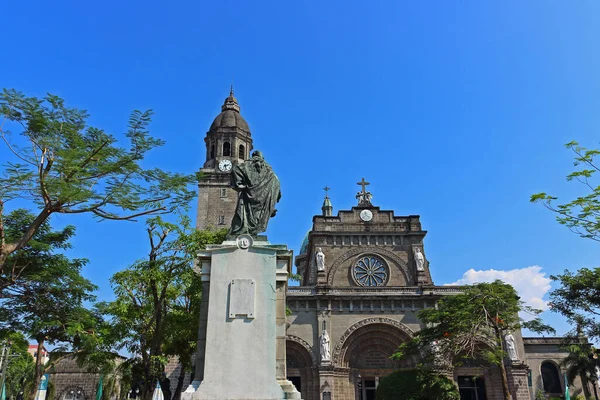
xmin=210 ymin=144 xmax=215 ymax=159
xmin=239 ymin=144 xmax=245 ymax=159
xmin=223 ymin=142 xmax=231 ymax=157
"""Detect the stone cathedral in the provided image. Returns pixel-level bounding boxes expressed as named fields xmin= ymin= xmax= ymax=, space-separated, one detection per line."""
xmin=182 ymin=91 xmax=588 ymax=400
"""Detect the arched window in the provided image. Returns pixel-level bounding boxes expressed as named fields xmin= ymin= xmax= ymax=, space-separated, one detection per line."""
xmin=239 ymin=144 xmax=245 ymax=159
xmin=223 ymin=142 xmax=231 ymax=157
xmin=210 ymin=144 xmax=215 ymax=159
xmin=541 ymin=361 xmax=562 ymax=394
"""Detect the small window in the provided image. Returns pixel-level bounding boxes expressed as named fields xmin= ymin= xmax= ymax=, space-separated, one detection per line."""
xmin=223 ymin=142 xmax=231 ymax=157
xmin=218 ymin=215 xmax=225 ymax=225
xmin=239 ymin=144 xmax=245 ymax=159
xmin=210 ymin=144 xmax=215 ymax=159
xmin=220 ymin=188 xmax=227 ymax=198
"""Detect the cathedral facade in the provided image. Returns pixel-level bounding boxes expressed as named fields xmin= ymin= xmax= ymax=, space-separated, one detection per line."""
xmin=188 ymin=92 xmax=590 ymax=400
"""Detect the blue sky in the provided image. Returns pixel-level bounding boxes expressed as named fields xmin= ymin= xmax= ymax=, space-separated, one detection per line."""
xmin=2 ymin=0 xmax=600 ymax=336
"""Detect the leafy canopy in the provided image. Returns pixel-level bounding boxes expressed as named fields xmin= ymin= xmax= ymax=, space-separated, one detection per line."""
xmin=0 ymin=89 xmax=196 ymax=268
xmin=392 ymin=281 xmax=553 ymax=400
xmin=550 ymin=268 xmax=600 ymax=341
xmin=531 ymin=140 xmax=600 ymax=241
xmin=96 ymin=216 xmax=225 ymax=399
xmin=393 ymin=280 xmax=554 ymax=367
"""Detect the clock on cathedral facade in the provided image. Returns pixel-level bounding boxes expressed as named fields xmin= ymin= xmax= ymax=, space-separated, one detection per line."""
xmin=188 ymin=91 xmax=582 ymax=400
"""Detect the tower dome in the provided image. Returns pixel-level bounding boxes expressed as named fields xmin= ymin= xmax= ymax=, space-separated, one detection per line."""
xmin=209 ymin=89 xmax=250 ymax=133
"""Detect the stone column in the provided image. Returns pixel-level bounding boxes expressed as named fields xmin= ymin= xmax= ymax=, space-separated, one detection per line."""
xmin=507 ymin=362 xmax=531 ymax=400
xmin=183 ymin=237 xmax=301 ymax=400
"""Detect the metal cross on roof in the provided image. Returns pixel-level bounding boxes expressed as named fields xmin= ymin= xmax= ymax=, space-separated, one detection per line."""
xmin=357 ymin=178 xmax=370 ymax=195
xmin=323 ymin=186 xmax=331 ymax=197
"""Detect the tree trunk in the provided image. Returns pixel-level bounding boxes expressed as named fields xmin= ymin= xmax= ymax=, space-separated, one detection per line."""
xmin=495 ymin=327 xmax=512 ymax=400
xmin=172 ymin=364 xmax=186 ymax=400
xmin=0 ymin=207 xmax=52 ymax=270
xmin=593 ymin=381 xmax=599 ymax=400
xmin=580 ymin=373 xmax=591 ymax=399
xmin=498 ymin=360 xmax=513 ymax=400
xmin=27 ymin=339 xmax=45 ymax=400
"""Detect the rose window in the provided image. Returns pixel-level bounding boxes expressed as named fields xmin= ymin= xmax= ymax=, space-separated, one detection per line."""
xmin=352 ymin=255 xmax=388 ymax=287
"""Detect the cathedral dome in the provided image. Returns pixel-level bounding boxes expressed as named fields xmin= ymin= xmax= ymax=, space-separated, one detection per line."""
xmin=209 ymin=90 xmax=250 ymax=133
xmin=299 ymin=231 xmax=311 ymax=255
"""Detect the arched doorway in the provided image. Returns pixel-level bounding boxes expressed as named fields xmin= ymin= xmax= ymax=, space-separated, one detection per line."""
xmin=335 ymin=319 xmax=415 ymax=400
xmin=541 ymin=361 xmax=562 ymax=395
xmin=287 ymin=336 xmax=316 ymax=400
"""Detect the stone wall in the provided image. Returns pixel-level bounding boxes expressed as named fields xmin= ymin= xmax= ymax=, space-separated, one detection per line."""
xmin=50 ymin=356 xmax=123 ymax=400
xmin=524 ymin=338 xmax=591 ymax=399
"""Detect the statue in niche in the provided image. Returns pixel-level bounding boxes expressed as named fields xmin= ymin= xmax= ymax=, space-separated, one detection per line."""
xmin=316 ymin=248 xmax=325 ymax=271
xmin=227 ymin=151 xmax=281 ymax=239
xmin=320 ymin=330 xmax=331 ymax=362
xmin=504 ymin=332 xmax=518 ymax=361
xmin=414 ymin=247 xmax=425 ymax=272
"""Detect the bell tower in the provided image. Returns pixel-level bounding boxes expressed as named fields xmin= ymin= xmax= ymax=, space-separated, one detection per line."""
xmin=196 ymin=89 xmax=254 ymax=230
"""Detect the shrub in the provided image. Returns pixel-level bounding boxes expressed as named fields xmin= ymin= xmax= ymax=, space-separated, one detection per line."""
xmin=376 ymin=368 xmax=460 ymax=400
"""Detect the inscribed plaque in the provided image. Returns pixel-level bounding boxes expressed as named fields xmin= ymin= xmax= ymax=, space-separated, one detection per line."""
xmin=229 ymin=279 xmax=255 ymax=319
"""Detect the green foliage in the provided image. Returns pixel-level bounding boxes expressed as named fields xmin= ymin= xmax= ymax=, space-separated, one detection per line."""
xmin=0 ymin=89 xmax=196 ymax=269
xmin=535 ymin=389 xmax=546 ymax=400
xmin=392 ymin=280 xmax=553 ymax=367
xmin=550 ymin=268 xmax=600 ymax=341
xmin=1 ymin=332 xmax=35 ymax=399
xmin=392 ymin=280 xmax=554 ymax=400
xmin=0 ymin=209 xmax=97 ymax=344
xmin=0 ymin=209 xmax=98 ymax=400
xmin=560 ymin=342 xmax=597 ymax=399
xmin=98 ymin=217 xmax=225 ymax=400
xmin=531 ymin=141 xmax=600 ymax=242
xmin=375 ymin=368 xmax=459 ymax=400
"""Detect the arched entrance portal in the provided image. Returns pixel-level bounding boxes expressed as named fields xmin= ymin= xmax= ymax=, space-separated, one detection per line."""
xmin=286 ymin=336 xmax=317 ymax=400
xmin=336 ymin=319 xmax=415 ymax=400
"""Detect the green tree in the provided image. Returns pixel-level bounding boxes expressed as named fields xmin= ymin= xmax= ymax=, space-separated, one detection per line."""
xmin=531 ymin=141 xmax=600 ymax=241
xmin=98 ymin=216 xmax=225 ymax=400
xmin=550 ymin=268 xmax=600 ymax=342
xmin=391 ymin=280 xmax=554 ymax=400
xmin=0 ymin=89 xmax=196 ymax=270
xmin=0 ymin=332 xmax=35 ymax=400
xmin=375 ymin=368 xmax=460 ymax=400
xmin=162 ymin=265 xmax=202 ymax=400
xmin=0 ymin=209 xmax=97 ymax=400
xmin=560 ymin=342 xmax=598 ymax=400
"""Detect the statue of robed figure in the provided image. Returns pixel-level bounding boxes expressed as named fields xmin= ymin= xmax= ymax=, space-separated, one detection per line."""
xmin=227 ymin=151 xmax=281 ymax=238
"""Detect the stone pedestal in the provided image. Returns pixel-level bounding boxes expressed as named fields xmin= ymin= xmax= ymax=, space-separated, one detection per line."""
xmin=182 ymin=237 xmax=301 ymax=400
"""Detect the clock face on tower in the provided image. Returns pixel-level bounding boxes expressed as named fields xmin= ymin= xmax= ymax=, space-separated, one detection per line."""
xmin=360 ymin=209 xmax=373 ymax=222
xmin=218 ymin=159 xmax=232 ymax=172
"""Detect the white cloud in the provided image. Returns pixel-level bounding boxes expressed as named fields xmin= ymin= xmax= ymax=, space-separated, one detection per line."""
xmin=447 ymin=266 xmax=552 ymax=319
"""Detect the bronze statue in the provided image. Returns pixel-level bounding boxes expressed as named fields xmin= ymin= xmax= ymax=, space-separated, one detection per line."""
xmin=227 ymin=151 xmax=281 ymax=238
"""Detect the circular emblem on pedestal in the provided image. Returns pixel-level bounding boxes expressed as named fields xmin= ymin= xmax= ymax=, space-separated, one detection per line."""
xmin=236 ymin=234 xmax=253 ymax=249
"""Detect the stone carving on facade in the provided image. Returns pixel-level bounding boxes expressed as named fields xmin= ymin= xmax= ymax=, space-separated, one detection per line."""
xmin=356 ymin=191 xmax=373 ymax=206
xmin=286 ymin=335 xmax=317 ymax=366
xmin=316 ymin=248 xmax=325 ymax=271
xmin=320 ymin=330 xmax=331 ymax=362
xmin=504 ymin=332 xmax=519 ymax=361
xmin=327 ymin=247 xmax=411 ymax=286
xmin=332 ymin=317 xmax=414 ymax=366
xmin=414 ymin=247 xmax=425 ymax=272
